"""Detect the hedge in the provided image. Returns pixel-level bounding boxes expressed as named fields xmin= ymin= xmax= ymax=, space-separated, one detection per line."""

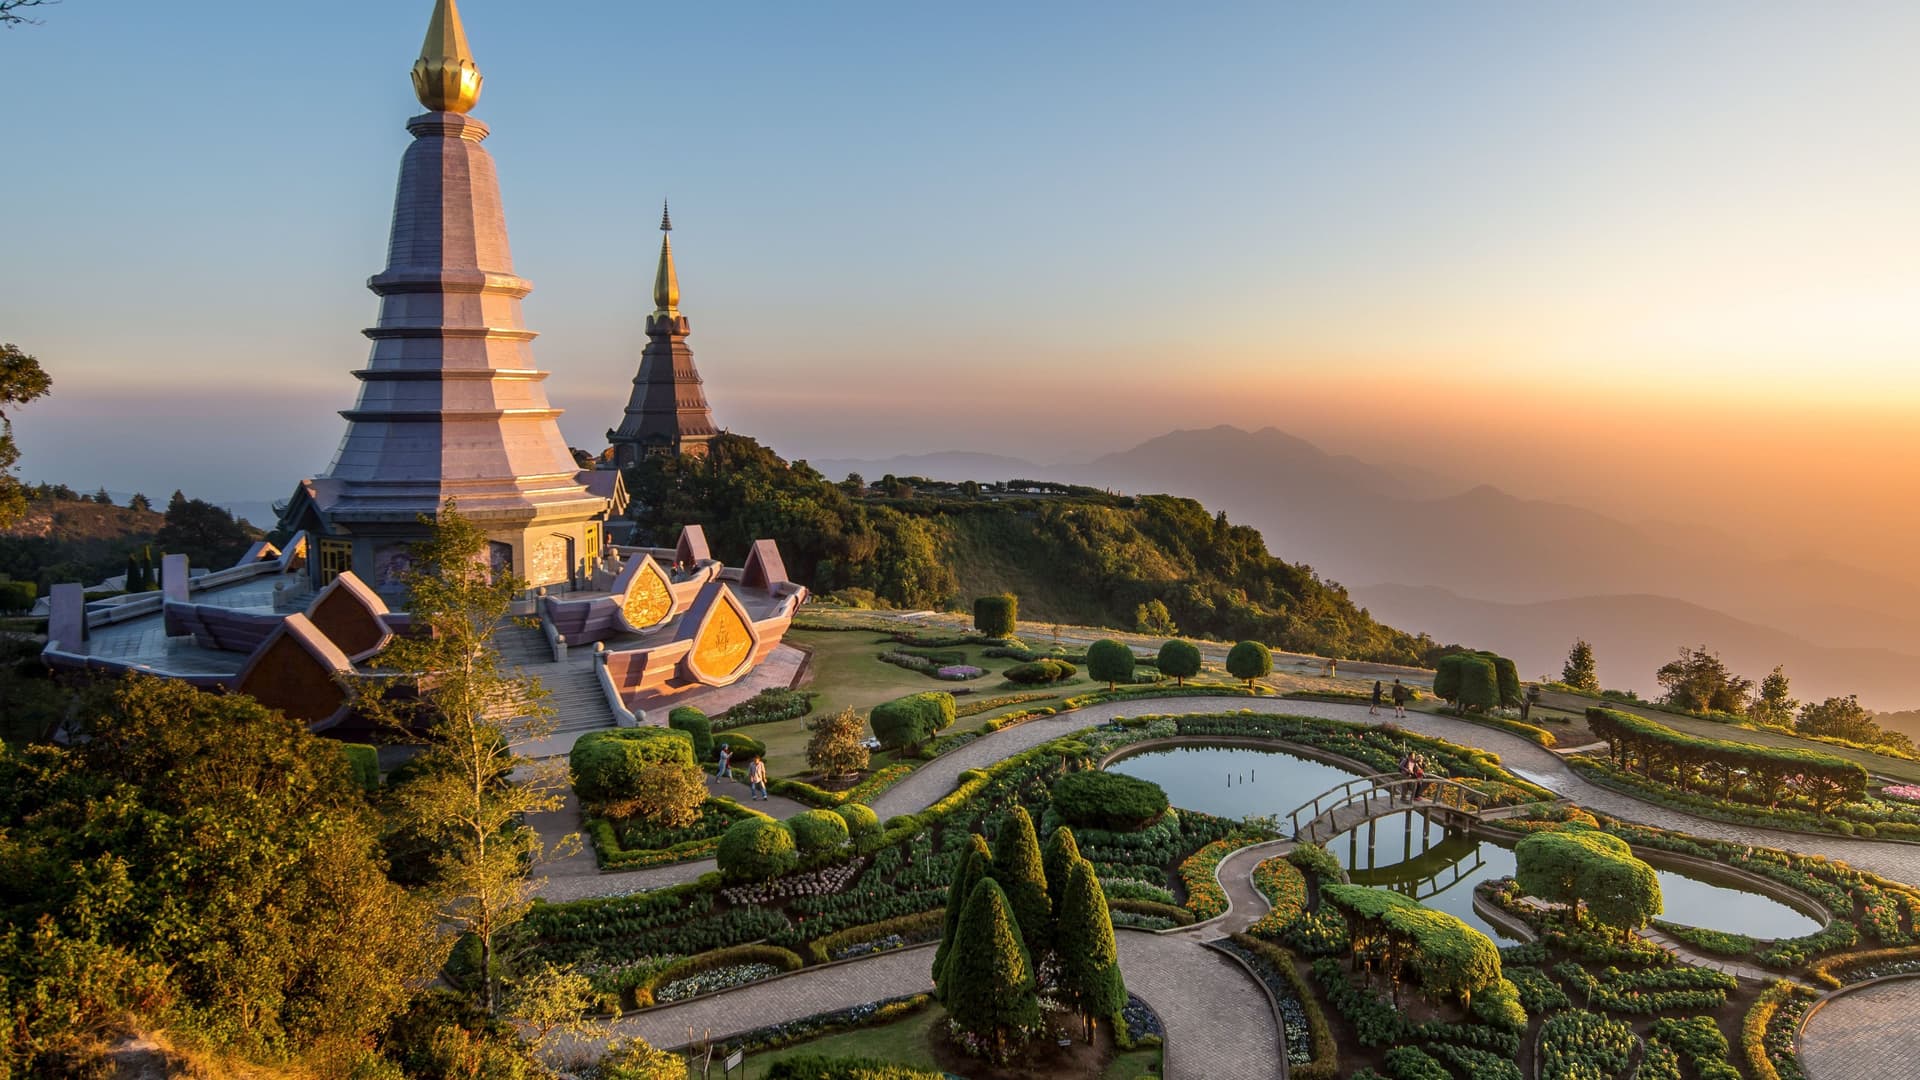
xmin=766 ymin=1056 xmax=943 ymax=1080
xmin=1050 ymin=770 xmax=1168 ymax=832
xmin=802 ymin=909 xmax=946 ymax=965
xmin=571 ymin=728 xmax=697 ymax=806
xmin=668 ymin=706 xmax=714 ymax=759
xmin=337 ymin=742 xmax=379 ymax=791
xmin=869 ymin=692 xmax=955 ymax=752
xmin=771 ymin=765 xmax=914 ymax=808
xmin=1003 ymin=659 xmax=1077 ymax=685
xmin=1587 ymin=707 xmax=1868 ymax=810
xmin=712 ymin=732 xmax=768 ymax=763
xmin=790 ymin=809 xmax=851 ymax=853
xmin=973 ymin=594 xmax=1017 ymax=638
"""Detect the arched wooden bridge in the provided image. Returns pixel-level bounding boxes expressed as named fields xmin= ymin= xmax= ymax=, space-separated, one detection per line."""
xmin=1284 ymin=772 xmax=1514 ymax=845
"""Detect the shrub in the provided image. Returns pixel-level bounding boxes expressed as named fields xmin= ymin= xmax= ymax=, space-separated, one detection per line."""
xmin=1050 ymin=771 xmax=1169 ymax=832
xmin=1155 ymin=639 xmax=1202 ymax=687
xmin=1384 ymin=1046 xmax=1451 ymax=1080
xmin=571 ymin=728 xmax=697 ymax=806
xmin=624 ymin=761 xmax=710 ymax=829
xmin=790 ymin=809 xmax=851 ymax=853
xmin=806 ymin=707 xmax=870 ymax=778
xmin=668 ymin=707 xmax=714 ymax=759
xmin=835 ymin=803 xmax=881 ymax=839
xmin=1471 ymin=977 xmax=1527 ymax=1031
xmin=1515 ymin=828 xmax=1662 ymax=934
xmin=712 ymin=732 xmax=767 ymax=763
xmin=1085 ymin=639 xmax=1136 ymax=690
xmin=767 ymin=1056 xmax=944 ymax=1080
xmin=1320 ymin=884 xmax=1502 ymax=1005
xmin=338 ymin=742 xmax=379 ymax=790
xmin=1004 ymin=659 xmax=1076 ymax=685
xmin=1226 ymin=640 xmax=1273 ymax=687
xmin=713 ymin=687 xmax=817 ymax=729
xmin=716 ymin=817 xmax=798 ymax=881
xmin=973 ymin=594 xmax=1018 ymax=638
xmin=869 ymin=692 xmax=956 ymax=753
xmin=0 ymin=580 xmax=35 ymax=614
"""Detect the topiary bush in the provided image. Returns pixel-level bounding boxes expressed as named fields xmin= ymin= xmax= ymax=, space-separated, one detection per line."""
xmin=789 ymin=808 xmax=851 ymax=853
xmin=835 ymin=803 xmax=881 ymax=839
xmin=1226 ymin=640 xmax=1273 ymax=687
xmin=1085 ymin=639 xmax=1136 ymax=690
xmin=668 ymin=706 xmax=714 ymax=759
xmin=1155 ymin=639 xmax=1202 ymax=687
xmin=338 ymin=742 xmax=380 ymax=791
xmin=973 ymin=594 xmax=1017 ymax=638
xmin=711 ymin=732 xmax=767 ymax=763
xmin=571 ymin=728 xmax=697 ymax=806
xmin=1004 ymin=659 xmax=1076 ymax=685
xmin=1051 ymin=771 xmax=1169 ymax=832
xmin=0 ymin=580 xmax=36 ymax=614
xmin=716 ymin=817 xmax=798 ymax=881
xmin=869 ymin=691 xmax=956 ymax=753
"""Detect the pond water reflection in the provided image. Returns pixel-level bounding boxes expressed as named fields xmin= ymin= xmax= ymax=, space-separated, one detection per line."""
xmin=1109 ymin=743 xmax=1825 ymax=943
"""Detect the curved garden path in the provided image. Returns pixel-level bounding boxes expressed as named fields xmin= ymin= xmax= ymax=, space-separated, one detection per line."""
xmin=1798 ymin=979 xmax=1920 ymax=1080
xmin=552 ymin=693 xmax=1920 ymax=1078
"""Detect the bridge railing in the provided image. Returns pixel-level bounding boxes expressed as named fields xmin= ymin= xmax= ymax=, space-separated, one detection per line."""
xmin=1286 ymin=774 xmax=1497 ymax=841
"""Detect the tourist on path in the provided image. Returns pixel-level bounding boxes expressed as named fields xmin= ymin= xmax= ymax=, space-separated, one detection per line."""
xmin=1370 ymin=680 xmax=1383 ymax=716
xmin=716 ymin=744 xmax=733 ymax=781
xmin=1391 ymin=679 xmax=1408 ymax=718
xmin=747 ymin=756 xmax=768 ymax=801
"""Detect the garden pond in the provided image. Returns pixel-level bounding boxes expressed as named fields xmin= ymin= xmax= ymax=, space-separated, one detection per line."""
xmin=1107 ymin=742 xmax=1826 ymax=943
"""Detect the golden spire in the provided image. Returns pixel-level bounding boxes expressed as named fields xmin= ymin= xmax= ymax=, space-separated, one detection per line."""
xmin=411 ymin=0 xmax=483 ymax=114
xmin=653 ymin=200 xmax=681 ymax=318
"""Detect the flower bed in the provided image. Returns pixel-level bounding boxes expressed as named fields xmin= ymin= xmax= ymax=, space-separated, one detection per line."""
xmin=771 ymin=764 xmax=914 ymax=808
xmin=1222 ymin=934 xmax=1336 ymax=1077
xmin=721 ymin=860 xmax=864 ymax=906
xmin=1177 ymin=835 xmax=1256 ymax=921
xmin=713 ymin=688 xmax=817 ymax=730
xmin=1743 ymin=980 xmax=1817 ymax=1080
xmin=1652 ymin=922 xmax=1756 ymax=957
xmin=1551 ymin=960 xmax=1737 ymax=1014
xmin=1539 ymin=1010 xmax=1637 ymax=1080
xmin=936 ymin=664 xmax=984 ymax=680
xmin=655 ymin=962 xmax=782 ymax=1003
xmin=711 ymin=993 xmax=933 ymax=1057
xmin=954 ymin=691 xmax=1056 ymax=719
xmin=588 ymin=797 xmax=769 ymax=870
xmin=1248 ymin=855 xmax=1308 ymax=936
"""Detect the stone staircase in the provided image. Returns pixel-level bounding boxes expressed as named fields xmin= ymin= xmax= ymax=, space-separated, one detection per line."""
xmin=491 ymin=623 xmax=616 ymax=739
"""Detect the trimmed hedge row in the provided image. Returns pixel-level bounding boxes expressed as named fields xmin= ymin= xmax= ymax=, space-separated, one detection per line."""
xmin=771 ymin=764 xmax=914 ymax=808
xmin=801 ymin=909 xmax=946 ymax=965
xmin=1587 ymin=707 xmax=1868 ymax=810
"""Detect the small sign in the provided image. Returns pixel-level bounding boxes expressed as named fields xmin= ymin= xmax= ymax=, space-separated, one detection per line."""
xmin=726 ymin=1049 xmax=744 ymax=1072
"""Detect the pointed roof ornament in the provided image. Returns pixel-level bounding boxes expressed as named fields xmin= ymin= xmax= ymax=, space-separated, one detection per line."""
xmin=653 ymin=200 xmax=681 ymax=318
xmin=411 ymin=0 xmax=483 ymax=114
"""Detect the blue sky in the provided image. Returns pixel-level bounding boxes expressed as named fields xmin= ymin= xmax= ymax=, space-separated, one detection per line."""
xmin=4 ymin=0 xmax=1919 ymax=563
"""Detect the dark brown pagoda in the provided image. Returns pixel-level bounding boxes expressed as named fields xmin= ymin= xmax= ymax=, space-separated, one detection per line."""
xmin=607 ymin=204 xmax=720 ymax=464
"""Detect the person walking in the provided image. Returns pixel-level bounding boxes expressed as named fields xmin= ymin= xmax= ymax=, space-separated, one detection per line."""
xmin=1391 ymin=679 xmax=1408 ymax=718
xmin=716 ymin=744 xmax=733 ymax=782
xmin=747 ymin=756 xmax=768 ymax=801
xmin=1370 ymin=680 xmax=1383 ymax=716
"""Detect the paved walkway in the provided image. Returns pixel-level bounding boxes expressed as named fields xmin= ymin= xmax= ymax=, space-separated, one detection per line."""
xmin=1799 ymin=978 xmax=1920 ymax=1080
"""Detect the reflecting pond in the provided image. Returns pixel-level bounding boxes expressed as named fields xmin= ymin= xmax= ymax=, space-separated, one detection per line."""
xmin=1108 ymin=743 xmax=1826 ymax=943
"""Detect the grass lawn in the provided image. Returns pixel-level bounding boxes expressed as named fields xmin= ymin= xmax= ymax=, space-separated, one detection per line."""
xmin=704 ymin=1004 xmax=1161 ymax=1079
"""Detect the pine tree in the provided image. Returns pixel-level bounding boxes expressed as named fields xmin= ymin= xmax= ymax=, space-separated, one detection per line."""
xmin=1043 ymin=826 xmax=1082 ymax=919
xmin=933 ymin=833 xmax=991 ymax=999
xmin=1055 ymin=857 xmax=1127 ymax=1040
xmin=1562 ymin=639 xmax=1599 ymax=692
xmin=1753 ymin=665 xmax=1799 ymax=727
xmin=943 ymin=877 xmax=1042 ymax=1061
xmin=991 ymin=805 xmax=1052 ymax=963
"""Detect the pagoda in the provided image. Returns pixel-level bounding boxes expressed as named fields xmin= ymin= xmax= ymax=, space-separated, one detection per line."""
xmin=605 ymin=204 xmax=721 ymax=464
xmin=279 ymin=0 xmax=617 ymax=595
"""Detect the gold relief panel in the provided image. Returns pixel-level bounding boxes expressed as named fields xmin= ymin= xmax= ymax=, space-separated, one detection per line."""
xmin=691 ymin=593 xmax=755 ymax=680
xmin=622 ymin=558 xmax=674 ymax=630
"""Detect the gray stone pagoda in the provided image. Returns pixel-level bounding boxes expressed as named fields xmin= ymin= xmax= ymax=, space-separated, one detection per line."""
xmin=605 ymin=204 xmax=721 ymax=465
xmin=279 ymin=0 xmax=617 ymax=596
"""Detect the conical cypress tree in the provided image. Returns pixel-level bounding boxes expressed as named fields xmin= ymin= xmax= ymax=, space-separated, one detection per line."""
xmin=944 ymin=877 xmax=1042 ymax=1061
xmin=1043 ymin=826 xmax=1082 ymax=919
xmin=991 ymin=805 xmax=1052 ymax=964
xmin=1057 ymin=857 xmax=1127 ymax=1040
xmin=145 ymin=548 xmax=158 ymax=592
xmin=933 ymin=833 xmax=991 ymax=999
xmin=124 ymin=554 xmax=141 ymax=593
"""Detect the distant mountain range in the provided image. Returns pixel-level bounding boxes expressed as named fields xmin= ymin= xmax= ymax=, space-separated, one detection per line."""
xmin=812 ymin=424 xmax=1920 ymax=711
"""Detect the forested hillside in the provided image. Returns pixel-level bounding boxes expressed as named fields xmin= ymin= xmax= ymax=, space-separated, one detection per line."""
xmin=0 ymin=487 xmax=261 ymax=592
xmin=624 ymin=435 xmax=1437 ymax=664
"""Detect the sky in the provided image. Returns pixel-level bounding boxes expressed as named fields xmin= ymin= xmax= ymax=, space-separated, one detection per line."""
xmin=3 ymin=1 xmax=1919 ymax=571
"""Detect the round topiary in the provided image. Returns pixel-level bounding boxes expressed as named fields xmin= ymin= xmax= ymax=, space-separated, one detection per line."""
xmin=1085 ymin=639 xmax=1136 ymax=690
xmin=1051 ymin=771 xmax=1170 ymax=832
xmin=1226 ymin=640 xmax=1273 ymax=688
xmin=789 ymin=808 xmax=851 ymax=853
xmin=711 ymin=732 xmax=767 ymax=762
xmin=973 ymin=594 xmax=1018 ymax=638
xmin=716 ymin=817 xmax=798 ymax=881
xmin=1005 ymin=660 xmax=1076 ymax=685
xmin=836 ymin=802 xmax=881 ymax=838
xmin=869 ymin=691 xmax=956 ymax=752
xmin=1155 ymin=639 xmax=1202 ymax=687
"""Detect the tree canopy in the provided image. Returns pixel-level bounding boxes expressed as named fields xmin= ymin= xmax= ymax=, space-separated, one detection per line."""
xmin=0 ymin=343 xmax=52 ymax=528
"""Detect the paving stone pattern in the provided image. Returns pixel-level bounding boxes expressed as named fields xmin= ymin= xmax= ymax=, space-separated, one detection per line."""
xmin=1799 ymin=979 xmax=1920 ymax=1080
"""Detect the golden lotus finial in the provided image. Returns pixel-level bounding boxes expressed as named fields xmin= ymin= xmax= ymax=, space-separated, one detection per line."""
xmin=411 ymin=0 xmax=482 ymax=114
xmin=653 ymin=201 xmax=681 ymax=318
